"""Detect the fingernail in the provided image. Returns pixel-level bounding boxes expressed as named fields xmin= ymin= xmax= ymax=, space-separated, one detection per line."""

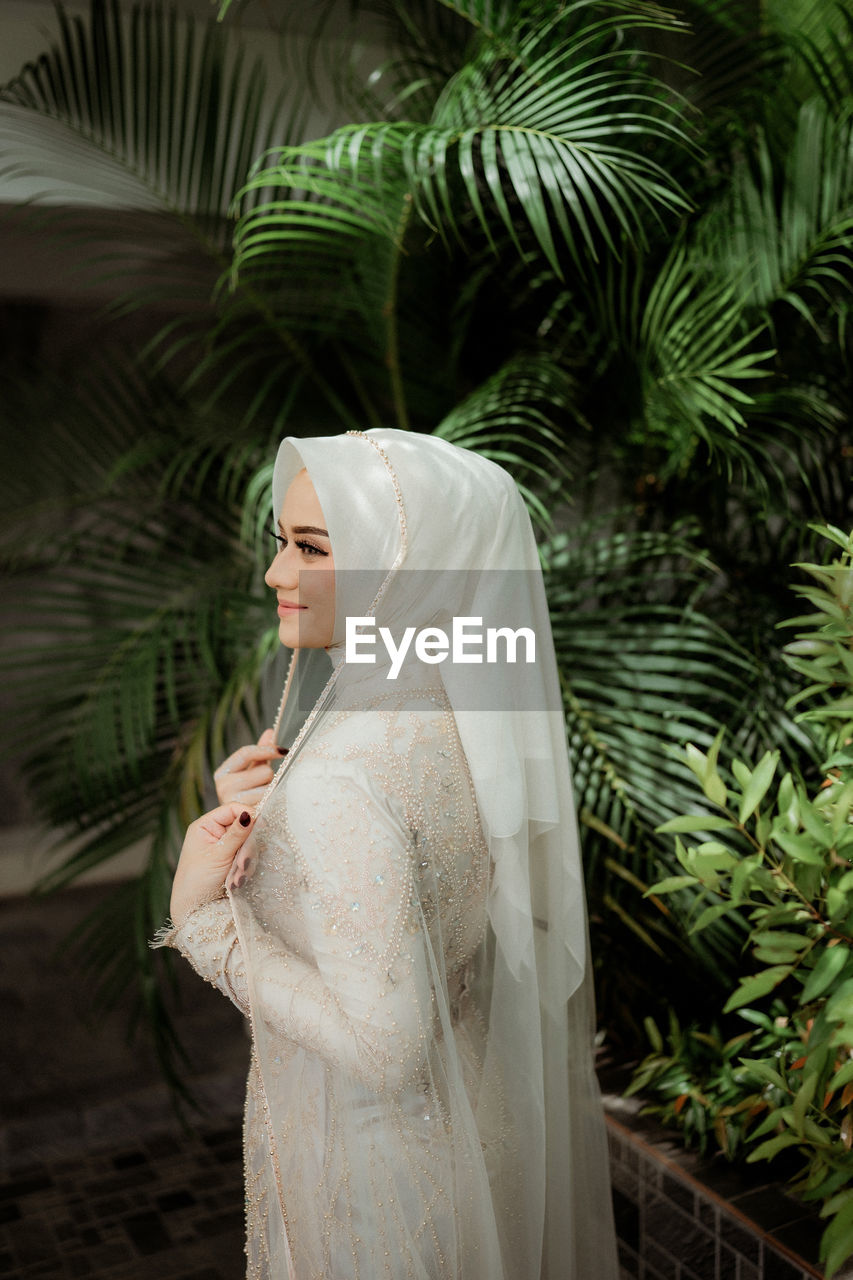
xmin=239 ymin=811 xmax=251 ymax=827
xmin=276 ymin=746 xmax=289 ymax=756
xmin=233 ymin=874 xmax=245 ymax=888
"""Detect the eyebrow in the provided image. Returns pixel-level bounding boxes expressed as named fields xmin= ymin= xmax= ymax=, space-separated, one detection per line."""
xmin=278 ymin=520 xmax=330 ymax=538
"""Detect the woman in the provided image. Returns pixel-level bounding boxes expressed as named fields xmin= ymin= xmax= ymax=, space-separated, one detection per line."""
xmin=154 ymin=429 xmax=618 ymax=1279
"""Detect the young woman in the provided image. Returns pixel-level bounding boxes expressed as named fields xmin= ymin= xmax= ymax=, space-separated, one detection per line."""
xmin=155 ymin=429 xmax=618 ymax=1279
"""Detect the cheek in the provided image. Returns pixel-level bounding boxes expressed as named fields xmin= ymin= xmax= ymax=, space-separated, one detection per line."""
xmin=310 ymin=569 xmax=335 ymax=607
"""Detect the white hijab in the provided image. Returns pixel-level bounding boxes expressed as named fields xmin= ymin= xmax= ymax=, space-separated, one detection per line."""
xmin=245 ymin=428 xmax=617 ymax=1278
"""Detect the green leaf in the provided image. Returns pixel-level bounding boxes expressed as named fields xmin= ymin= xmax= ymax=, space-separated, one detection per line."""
xmin=643 ymin=1016 xmax=664 ymax=1053
xmin=793 ymin=1071 xmax=819 ymax=1138
xmin=723 ymin=965 xmax=793 ymax=1013
xmin=801 ymin=800 xmax=835 ymax=849
xmin=754 ymin=945 xmax=806 ymax=964
xmin=690 ymin=902 xmax=734 ymax=934
xmin=738 ymin=1058 xmax=788 ymax=1090
xmin=685 ymin=734 xmax=729 ymax=809
xmin=801 ymin=944 xmax=852 ymax=1003
xmin=752 ymin=930 xmax=810 ymax=952
xmin=731 ymin=853 xmax=764 ymax=905
xmin=830 ymin=1060 xmax=853 ymax=1090
xmin=738 ymin=750 xmax=780 ymax=823
xmin=645 ymin=875 xmax=701 ymax=896
xmin=827 ymin=887 xmax=848 ymax=922
xmin=820 ymin=1197 xmax=853 ymax=1278
xmin=656 ymin=814 xmax=737 ymax=834
xmin=773 ymin=830 xmax=826 ymax=866
xmin=746 ymin=1132 xmax=803 ymax=1162
xmin=825 ymin=979 xmax=853 ymax=1024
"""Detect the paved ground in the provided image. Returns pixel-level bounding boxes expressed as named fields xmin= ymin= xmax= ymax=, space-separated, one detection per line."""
xmin=1 ymin=883 xmax=250 ymax=1278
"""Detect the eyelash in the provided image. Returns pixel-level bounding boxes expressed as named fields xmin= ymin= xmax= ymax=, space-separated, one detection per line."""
xmin=270 ymin=528 xmax=328 ymax=557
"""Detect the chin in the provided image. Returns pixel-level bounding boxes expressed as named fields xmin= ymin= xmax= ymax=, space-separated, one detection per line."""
xmin=278 ymin=620 xmax=331 ymax=649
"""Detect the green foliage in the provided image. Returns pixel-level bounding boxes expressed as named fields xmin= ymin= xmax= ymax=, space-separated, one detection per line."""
xmin=0 ymin=0 xmax=852 ymax=1089
xmin=233 ymin=4 xmax=694 ymax=280
xmin=642 ymin=525 xmax=853 ymax=1277
xmin=626 ymin=1005 xmax=801 ymax=1161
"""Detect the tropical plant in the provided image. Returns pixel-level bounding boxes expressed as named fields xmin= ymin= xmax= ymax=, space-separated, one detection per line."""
xmin=639 ymin=524 xmax=853 ymax=1278
xmin=626 ymin=1004 xmax=801 ymax=1161
xmin=0 ymin=0 xmax=851 ymax=1090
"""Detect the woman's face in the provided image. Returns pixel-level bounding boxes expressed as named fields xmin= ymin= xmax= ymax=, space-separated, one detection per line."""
xmin=264 ymin=469 xmax=335 ymax=649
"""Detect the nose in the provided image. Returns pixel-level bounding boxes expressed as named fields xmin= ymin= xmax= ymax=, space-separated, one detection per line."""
xmin=264 ymin=545 xmax=298 ymax=591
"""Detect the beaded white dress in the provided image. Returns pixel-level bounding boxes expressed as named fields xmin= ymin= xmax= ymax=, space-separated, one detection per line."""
xmin=165 ymin=664 xmax=507 ymax=1279
xmin=157 ymin=428 xmax=619 ymax=1280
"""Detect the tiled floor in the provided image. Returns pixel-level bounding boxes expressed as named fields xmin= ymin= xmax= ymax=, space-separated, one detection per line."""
xmin=1 ymin=1124 xmax=246 ymax=1278
xmin=2 ymin=882 xmax=250 ymax=1278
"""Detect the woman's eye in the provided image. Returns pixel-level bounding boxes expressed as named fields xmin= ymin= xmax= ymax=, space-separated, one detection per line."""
xmin=269 ymin=528 xmax=327 ymax=557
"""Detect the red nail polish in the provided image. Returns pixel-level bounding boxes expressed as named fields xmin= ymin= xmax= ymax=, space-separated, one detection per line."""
xmin=239 ymin=811 xmax=251 ymax=827
xmin=276 ymin=746 xmax=289 ymax=756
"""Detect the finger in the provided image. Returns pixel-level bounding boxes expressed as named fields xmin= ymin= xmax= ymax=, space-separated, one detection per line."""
xmin=256 ymin=726 xmax=288 ymax=758
xmin=234 ymin=764 xmax=276 ymax=790
xmin=196 ymin=803 xmax=253 ymax=840
xmin=216 ymin=765 xmax=274 ymax=801
xmin=214 ymin=742 xmax=286 ymax=779
xmin=229 ymin=845 xmax=255 ymax=880
xmin=231 ymin=848 xmax=254 ymax=873
xmin=226 ymin=843 xmax=256 ymax=891
xmin=213 ymin=810 xmax=254 ymax=854
xmin=228 ymin=788 xmax=268 ymax=806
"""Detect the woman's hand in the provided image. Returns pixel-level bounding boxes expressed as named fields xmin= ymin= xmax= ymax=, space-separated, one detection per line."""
xmin=213 ymin=728 xmax=286 ymax=807
xmin=169 ymin=804 xmax=255 ymax=928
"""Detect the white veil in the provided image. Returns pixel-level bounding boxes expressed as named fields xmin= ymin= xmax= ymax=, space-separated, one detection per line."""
xmin=229 ymin=428 xmax=617 ymax=1279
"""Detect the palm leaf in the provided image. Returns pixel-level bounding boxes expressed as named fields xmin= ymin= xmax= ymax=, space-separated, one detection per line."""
xmin=433 ymin=350 xmax=583 ymax=529
xmin=638 ymin=243 xmax=775 ymax=458
xmin=232 ymin=3 xmax=693 ymax=289
xmin=767 ymin=0 xmax=853 ymax=109
xmin=1 ymin=0 xmax=293 ymax=233
xmin=0 ymin=0 xmax=353 ymax=428
xmin=663 ymin=0 xmax=786 ymax=119
xmin=703 ymin=99 xmax=853 ymax=329
xmin=581 ymin=238 xmax=776 ymax=477
xmin=545 ymin=518 xmax=803 ymax=989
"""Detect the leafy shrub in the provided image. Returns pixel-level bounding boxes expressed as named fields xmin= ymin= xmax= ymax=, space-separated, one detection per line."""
xmin=632 ymin=524 xmax=853 ymax=1278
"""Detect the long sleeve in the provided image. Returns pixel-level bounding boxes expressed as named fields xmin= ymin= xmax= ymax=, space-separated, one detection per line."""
xmin=238 ymin=759 xmax=434 ymax=1095
xmin=151 ymin=896 xmax=251 ymax=1018
xmin=160 ymin=759 xmax=433 ymax=1097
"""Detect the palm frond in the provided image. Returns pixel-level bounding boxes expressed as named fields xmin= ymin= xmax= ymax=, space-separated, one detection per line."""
xmin=546 ymin=517 xmax=806 ymax=992
xmin=581 ymin=238 xmax=775 ymax=477
xmin=232 ymin=5 xmax=693 ymax=287
xmin=702 ymin=99 xmax=853 ymax=329
xmin=0 ymin=0 xmax=319 ymax=414
xmin=434 ymin=351 xmax=584 ymax=529
xmin=664 ymin=0 xmax=785 ymax=122
xmin=638 ymin=245 xmax=775 ymax=463
xmin=768 ymin=0 xmax=853 ymax=109
xmin=1 ymin=0 xmax=294 ymax=231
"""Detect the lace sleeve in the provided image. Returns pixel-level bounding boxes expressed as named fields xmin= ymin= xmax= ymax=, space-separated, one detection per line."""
xmin=162 ymin=762 xmax=433 ymax=1096
xmin=149 ymin=896 xmax=251 ymax=1019
xmin=238 ymin=761 xmax=433 ymax=1095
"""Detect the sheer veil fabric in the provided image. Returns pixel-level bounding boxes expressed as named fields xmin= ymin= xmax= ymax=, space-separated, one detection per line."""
xmin=160 ymin=429 xmax=618 ymax=1279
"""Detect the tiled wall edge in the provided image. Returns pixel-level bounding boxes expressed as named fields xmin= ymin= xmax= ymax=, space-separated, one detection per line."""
xmin=605 ymin=1113 xmax=824 ymax=1280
